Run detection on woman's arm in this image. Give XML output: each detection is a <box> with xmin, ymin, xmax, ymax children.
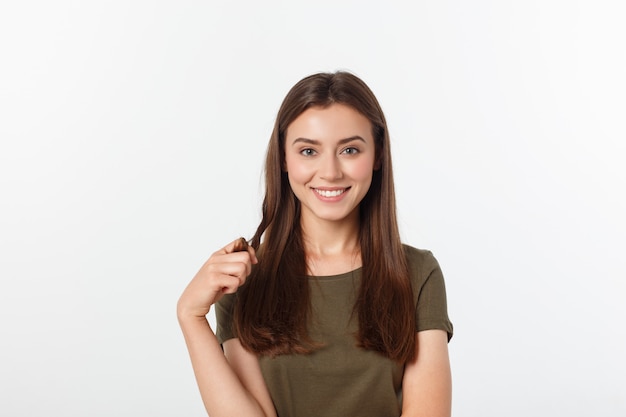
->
<box><xmin>401</xmin><ymin>329</ymin><xmax>452</xmax><ymax>417</ymax></box>
<box><xmin>223</xmin><ymin>338</ymin><xmax>276</xmax><ymax>415</ymax></box>
<box><xmin>177</xmin><ymin>239</ymin><xmax>276</xmax><ymax>417</ymax></box>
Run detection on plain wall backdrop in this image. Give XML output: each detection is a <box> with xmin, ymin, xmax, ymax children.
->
<box><xmin>1</xmin><ymin>1</ymin><xmax>624</xmax><ymax>416</ymax></box>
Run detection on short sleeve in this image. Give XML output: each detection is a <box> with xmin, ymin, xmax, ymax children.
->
<box><xmin>404</xmin><ymin>245</ymin><xmax>454</xmax><ymax>341</ymax></box>
<box><xmin>215</xmin><ymin>292</ymin><xmax>237</xmax><ymax>344</ymax></box>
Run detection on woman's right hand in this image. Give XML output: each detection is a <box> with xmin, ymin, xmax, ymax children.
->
<box><xmin>177</xmin><ymin>238</ymin><xmax>258</xmax><ymax>320</ymax></box>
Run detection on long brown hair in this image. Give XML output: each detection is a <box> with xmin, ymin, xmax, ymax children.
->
<box><xmin>234</xmin><ymin>71</ymin><xmax>416</xmax><ymax>363</ymax></box>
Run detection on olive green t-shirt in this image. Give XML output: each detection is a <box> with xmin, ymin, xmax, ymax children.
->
<box><xmin>215</xmin><ymin>245</ymin><xmax>453</xmax><ymax>417</ymax></box>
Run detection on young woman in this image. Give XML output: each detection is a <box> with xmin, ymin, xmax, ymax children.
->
<box><xmin>177</xmin><ymin>71</ymin><xmax>453</xmax><ymax>417</ymax></box>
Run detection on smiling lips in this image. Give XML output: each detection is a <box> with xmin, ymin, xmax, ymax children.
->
<box><xmin>313</xmin><ymin>187</ymin><xmax>350</xmax><ymax>198</ymax></box>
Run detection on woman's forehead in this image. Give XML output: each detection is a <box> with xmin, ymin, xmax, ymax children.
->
<box><xmin>285</xmin><ymin>104</ymin><xmax>373</xmax><ymax>143</ymax></box>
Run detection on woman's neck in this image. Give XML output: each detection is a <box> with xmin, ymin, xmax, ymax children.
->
<box><xmin>300</xmin><ymin>212</ymin><xmax>362</xmax><ymax>276</ymax></box>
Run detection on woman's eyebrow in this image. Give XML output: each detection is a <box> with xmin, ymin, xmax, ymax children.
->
<box><xmin>291</xmin><ymin>136</ymin><xmax>366</xmax><ymax>146</ymax></box>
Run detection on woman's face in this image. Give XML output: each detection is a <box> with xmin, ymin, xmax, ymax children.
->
<box><xmin>284</xmin><ymin>103</ymin><xmax>377</xmax><ymax>226</ymax></box>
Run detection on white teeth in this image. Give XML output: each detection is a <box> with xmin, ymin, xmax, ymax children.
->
<box><xmin>315</xmin><ymin>189</ymin><xmax>346</xmax><ymax>197</ymax></box>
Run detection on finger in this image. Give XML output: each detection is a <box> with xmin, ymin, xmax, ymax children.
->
<box><xmin>231</xmin><ymin>238</ymin><xmax>258</xmax><ymax>266</ymax></box>
<box><xmin>213</xmin><ymin>238</ymin><xmax>256</xmax><ymax>273</ymax></box>
<box><xmin>212</xmin><ymin>251</ymin><xmax>253</xmax><ymax>276</ymax></box>
<box><xmin>247</xmin><ymin>245</ymin><xmax>258</xmax><ymax>264</ymax></box>
<box><xmin>219</xmin><ymin>237</ymin><xmax>248</xmax><ymax>254</ymax></box>
<box><xmin>232</xmin><ymin>237</ymin><xmax>249</xmax><ymax>253</ymax></box>
<box><xmin>211</xmin><ymin>273</ymin><xmax>244</xmax><ymax>294</ymax></box>
<box><xmin>206</xmin><ymin>261</ymin><xmax>249</xmax><ymax>285</ymax></box>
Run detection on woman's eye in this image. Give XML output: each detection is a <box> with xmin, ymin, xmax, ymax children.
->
<box><xmin>342</xmin><ymin>147</ymin><xmax>359</xmax><ymax>155</ymax></box>
<box><xmin>300</xmin><ymin>148</ymin><xmax>316</xmax><ymax>156</ymax></box>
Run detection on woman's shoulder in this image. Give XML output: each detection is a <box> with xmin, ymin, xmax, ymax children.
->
<box><xmin>401</xmin><ymin>244</ymin><xmax>442</xmax><ymax>284</ymax></box>
<box><xmin>402</xmin><ymin>243</ymin><xmax>438</xmax><ymax>266</ymax></box>
<box><xmin>402</xmin><ymin>244</ymin><xmax>453</xmax><ymax>339</ymax></box>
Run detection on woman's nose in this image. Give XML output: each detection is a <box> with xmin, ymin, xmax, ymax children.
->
<box><xmin>319</xmin><ymin>154</ymin><xmax>343</xmax><ymax>180</ymax></box>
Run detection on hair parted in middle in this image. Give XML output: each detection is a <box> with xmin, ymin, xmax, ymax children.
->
<box><xmin>234</xmin><ymin>71</ymin><xmax>416</xmax><ymax>363</ymax></box>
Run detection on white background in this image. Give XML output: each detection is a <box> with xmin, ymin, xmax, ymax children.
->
<box><xmin>1</xmin><ymin>1</ymin><xmax>625</xmax><ymax>416</ymax></box>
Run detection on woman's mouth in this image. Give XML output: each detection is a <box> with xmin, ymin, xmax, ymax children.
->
<box><xmin>313</xmin><ymin>187</ymin><xmax>350</xmax><ymax>198</ymax></box>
